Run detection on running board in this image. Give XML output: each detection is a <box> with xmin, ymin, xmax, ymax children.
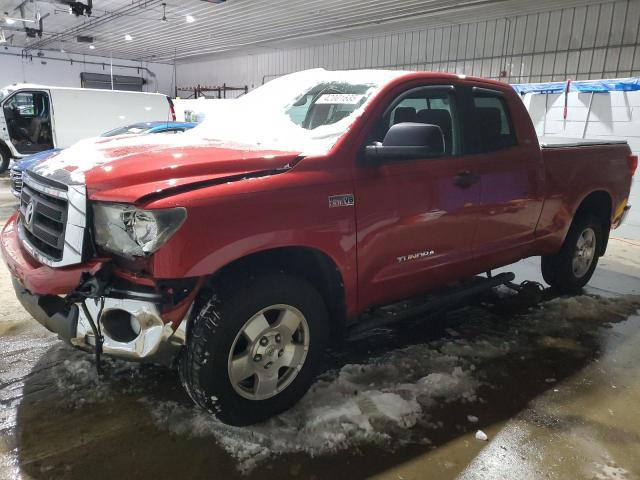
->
<box><xmin>347</xmin><ymin>272</ymin><xmax>515</xmax><ymax>341</ymax></box>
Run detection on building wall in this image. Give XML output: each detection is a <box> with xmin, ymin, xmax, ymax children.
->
<box><xmin>177</xmin><ymin>0</ymin><xmax>640</xmax><ymax>96</ymax></box>
<box><xmin>0</xmin><ymin>46</ymin><xmax>174</xmax><ymax>95</ymax></box>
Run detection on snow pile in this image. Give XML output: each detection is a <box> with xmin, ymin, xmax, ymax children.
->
<box><xmin>195</xmin><ymin>68</ymin><xmax>406</xmax><ymax>155</ymax></box>
<box><xmin>43</xmin><ymin>293</ymin><xmax>640</xmax><ymax>472</ymax></box>
<box><xmin>531</xmin><ymin>295</ymin><xmax>640</xmax><ymax>323</ymax></box>
<box><xmin>53</xmin><ymin>355</ymin><xmax>145</xmax><ymax>407</ymax></box>
<box><xmin>142</xmin><ymin>294</ymin><xmax>640</xmax><ymax>473</ymax></box>
<box><xmin>54</xmin><ymin>358</ymin><xmax>112</xmax><ymax>407</ymax></box>
<box><xmin>516</xmin><ymin>294</ymin><xmax>640</xmax><ymax>340</ymax></box>
<box><xmin>145</xmin><ymin>343</ymin><xmax>479</xmax><ymax>473</ymax></box>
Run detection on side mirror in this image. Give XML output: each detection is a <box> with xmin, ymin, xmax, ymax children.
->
<box><xmin>365</xmin><ymin>123</ymin><xmax>445</xmax><ymax>163</ymax></box>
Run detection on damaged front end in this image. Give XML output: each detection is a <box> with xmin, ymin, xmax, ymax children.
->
<box><xmin>6</xmin><ymin>238</ymin><xmax>202</xmax><ymax>366</ymax></box>
<box><xmin>1</xmin><ymin>171</ymin><xmax>202</xmax><ymax>367</ymax></box>
<box><xmin>69</xmin><ymin>271</ymin><xmax>202</xmax><ymax>367</ymax></box>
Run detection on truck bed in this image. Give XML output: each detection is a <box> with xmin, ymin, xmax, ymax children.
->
<box><xmin>538</xmin><ymin>136</ymin><xmax>628</xmax><ymax>149</ymax></box>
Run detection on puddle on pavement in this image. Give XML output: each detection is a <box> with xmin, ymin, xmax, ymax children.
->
<box><xmin>1</xmin><ymin>291</ymin><xmax>640</xmax><ymax>479</ymax></box>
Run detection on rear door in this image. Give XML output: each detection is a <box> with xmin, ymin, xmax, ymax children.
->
<box><xmin>460</xmin><ymin>86</ymin><xmax>545</xmax><ymax>271</ymax></box>
<box><xmin>354</xmin><ymin>84</ymin><xmax>482</xmax><ymax>309</ymax></box>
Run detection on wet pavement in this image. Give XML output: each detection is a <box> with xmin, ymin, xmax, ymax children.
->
<box><xmin>1</xmin><ymin>174</ymin><xmax>640</xmax><ymax>479</ymax></box>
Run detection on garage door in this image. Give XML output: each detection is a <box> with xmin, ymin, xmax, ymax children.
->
<box><xmin>80</xmin><ymin>72</ymin><xmax>144</xmax><ymax>92</ymax></box>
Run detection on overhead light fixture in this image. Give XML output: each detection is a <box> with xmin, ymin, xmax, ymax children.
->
<box><xmin>185</xmin><ymin>15</ymin><xmax>195</xmax><ymax>23</ymax></box>
<box><xmin>89</xmin><ymin>44</ymin><xmax>95</xmax><ymax>49</ymax></box>
<box><xmin>124</xmin><ymin>34</ymin><xmax>133</xmax><ymax>41</ymax></box>
<box><xmin>5</xmin><ymin>17</ymin><xmax>15</xmax><ymax>25</ymax></box>
<box><xmin>76</xmin><ymin>35</ymin><xmax>94</xmax><ymax>43</ymax></box>
<box><xmin>68</xmin><ymin>1</ymin><xmax>92</xmax><ymax>17</ymax></box>
<box><xmin>160</xmin><ymin>3</ymin><xmax>167</xmax><ymax>22</ymax></box>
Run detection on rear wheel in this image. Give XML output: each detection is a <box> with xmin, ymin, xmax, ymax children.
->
<box><xmin>0</xmin><ymin>148</ymin><xmax>9</xmax><ymax>174</ymax></box>
<box><xmin>179</xmin><ymin>273</ymin><xmax>329</xmax><ymax>425</ymax></box>
<box><xmin>541</xmin><ymin>214</ymin><xmax>603</xmax><ymax>294</ymax></box>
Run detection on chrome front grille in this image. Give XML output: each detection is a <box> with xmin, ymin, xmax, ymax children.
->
<box><xmin>20</xmin><ymin>183</ymin><xmax>68</xmax><ymax>260</ymax></box>
<box><xmin>17</xmin><ymin>172</ymin><xmax>87</xmax><ymax>267</ymax></box>
<box><xmin>9</xmin><ymin>169</ymin><xmax>23</xmax><ymax>196</ymax></box>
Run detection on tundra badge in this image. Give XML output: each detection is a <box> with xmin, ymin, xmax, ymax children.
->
<box><xmin>328</xmin><ymin>194</ymin><xmax>355</xmax><ymax>208</ymax></box>
<box><xmin>397</xmin><ymin>250</ymin><xmax>435</xmax><ymax>263</ymax></box>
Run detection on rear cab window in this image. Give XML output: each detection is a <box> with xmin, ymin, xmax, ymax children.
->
<box><xmin>469</xmin><ymin>89</ymin><xmax>517</xmax><ymax>153</ymax></box>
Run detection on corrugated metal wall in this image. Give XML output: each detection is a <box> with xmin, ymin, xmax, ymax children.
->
<box><xmin>178</xmin><ymin>0</ymin><xmax>640</xmax><ymax>96</ymax></box>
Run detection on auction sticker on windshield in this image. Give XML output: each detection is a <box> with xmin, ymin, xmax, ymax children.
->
<box><xmin>315</xmin><ymin>93</ymin><xmax>365</xmax><ymax>104</ymax></box>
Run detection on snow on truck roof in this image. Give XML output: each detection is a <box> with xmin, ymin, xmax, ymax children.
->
<box><xmin>35</xmin><ymin>69</ymin><xmax>410</xmax><ymax>182</ymax></box>
<box><xmin>33</xmin><ymin>69</ymin><xmax>505</xmax><ymax>184</ymax></box>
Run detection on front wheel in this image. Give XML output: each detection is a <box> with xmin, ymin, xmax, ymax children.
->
<box><xmin>179</xmin><ymin>273</ymin><xmax>329</xmax><ymax>425</ymax></box>
<box><xmin>541</xmin><ymin>214</ymin><xmax>603</xmax><ymax>294</ymax></box>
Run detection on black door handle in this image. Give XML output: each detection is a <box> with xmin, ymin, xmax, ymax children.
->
<box><xmin>454</xmin><ymin>171</ymin><xmax>480</xmax><ymax>188</ymax></box>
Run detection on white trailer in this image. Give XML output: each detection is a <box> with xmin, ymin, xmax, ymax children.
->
<box><xmin>172</xmin><ymin>97</ymin><xmax>235</xmax><ymax>123</ymax></box>
<box><xmin>0</xmin><ymin>84</ymin><xmax>175</xmax><ymax>172</ymax></box>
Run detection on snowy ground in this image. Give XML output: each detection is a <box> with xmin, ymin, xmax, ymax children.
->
<box><xmin>141</xmin><ymin>294</ymin><xmax>640</xmax><ymax>474</ymax></box>
<box><xmin>2</xmin><ymin>175</ymin><xmax>640</xmax><ymax>479</ymax></box>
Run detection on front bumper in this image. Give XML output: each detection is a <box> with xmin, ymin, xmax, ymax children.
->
<box><xmin>74</xmin><ymin>296</ymin><xmax>188</xmax><ymax>364</ymax></box>
<box><xmin>2</xmin><ymin>213</ymin><xmax>191</xmax><ymax>365</ymax></box>
<box><xmin>10</xmin><ymin>277</ymin><xmax>188</xmax><ymax>365</ymax></box>
<box><xmin>12</xmin><ymin>277</ymin><xmax>79</xmax><ymax>342</ymax></box>
<box><xmin>613</xmin><ymin>204</ymin><xmax>631</xmax><ymax>229</ymax></box>
<box><xmin>1</xmin><ymin>213</ymin><xmax>104</xmax><ymax>295</ymax></box>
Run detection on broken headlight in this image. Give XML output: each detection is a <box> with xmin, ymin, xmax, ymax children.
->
<box><xmin>93</xmin><ymin>203</ymin><xmax>187</xmax><ymax>257</ymax></box>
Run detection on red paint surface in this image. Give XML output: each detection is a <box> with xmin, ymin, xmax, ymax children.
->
<box><xmin>1</xmin><ymin>72</ymin><xmax>633</xmax><ymax>323</ymax></box>
<box><xmin>1</xmin><ymin>213</ymin><xmax>106</xmax><ymax>295</ymax></box>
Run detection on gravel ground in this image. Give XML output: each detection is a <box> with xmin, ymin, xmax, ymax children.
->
<box><xmin>1</xmin><ymin>174</ymin><xmax>640</xmax><ymax>480</ymax></box>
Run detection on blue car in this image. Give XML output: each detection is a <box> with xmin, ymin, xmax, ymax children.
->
<box><xmin>100</xmin><ymin>121</ymin><xmax>196</xmax><ymax>137</ymax></box>
<box><xmin>10</xmin><ymin>121</ymin><xmax>196</xmax><ymax>197</ymax></box>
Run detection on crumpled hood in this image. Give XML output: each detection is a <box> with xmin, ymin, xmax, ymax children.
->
<box><xmin>29</xmin><ymin>134</ymin><xmax>301</xmax><ymax>203</ymax></box>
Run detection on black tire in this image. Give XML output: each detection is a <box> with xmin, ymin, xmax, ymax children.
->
<box><xmin>179</xmin><ymin>273</ymin><xmax>329</xmax><ymax>426</ymax></box>
<box><xmin>541</xmin><ymin>213</ymin><xmax>603</xmax><ymax>294</ymax></box>
<box><xmin>0</xmin><ymin>148</ymin><xmax>9</xmax><ymax>174</ymax></box>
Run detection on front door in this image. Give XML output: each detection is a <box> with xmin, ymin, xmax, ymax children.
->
<box><xmin>2</xmin><ymin>90</ymin><xmax>54</xmax><ymax>155</ymax></box>
<box><xmin>354</xmin><ymin>84</ymin><xmax>481</xmax><ymax>309</ymax></box>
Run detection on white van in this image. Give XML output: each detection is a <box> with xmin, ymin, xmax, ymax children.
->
<box><xmin>172</xmin><ymin>97</ymin><xmax>235</xmax><ymax>123</ymax></box>
<box><xmin>0</xmin><ymin>84</ymin><xmax>175</xmax><ymax>172</ymax></box>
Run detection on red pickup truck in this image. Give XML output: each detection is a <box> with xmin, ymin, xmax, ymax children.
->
<box><xmin>1</xmin><ymin>69</ymin><xmax>635</xmax><ymax>425</ymax></box>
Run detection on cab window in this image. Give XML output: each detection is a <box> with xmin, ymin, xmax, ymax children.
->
<box><xmin>470</xmin><ymin>92</ymin><xmax>517</xmax><ymax>153</ymax></box>
<box><xmin>371</xmin><ymin>87</ymin><xmax>460</xmax><ymax>156</ymax></box>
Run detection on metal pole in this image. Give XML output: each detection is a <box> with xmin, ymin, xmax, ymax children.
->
<box><xmin>543</xmin><ymin>93</ymin><xmax>548</xmax><ymax>135</ymax></box>
<box><xmin>582</xmin><ymin>92</ymin><xmax>594</xmax><ymax>138</ymax></box>
<box><xmin>109</xmin><ymin>27</ymin><xmax>113</xmax><ymax>90</ymax></box>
